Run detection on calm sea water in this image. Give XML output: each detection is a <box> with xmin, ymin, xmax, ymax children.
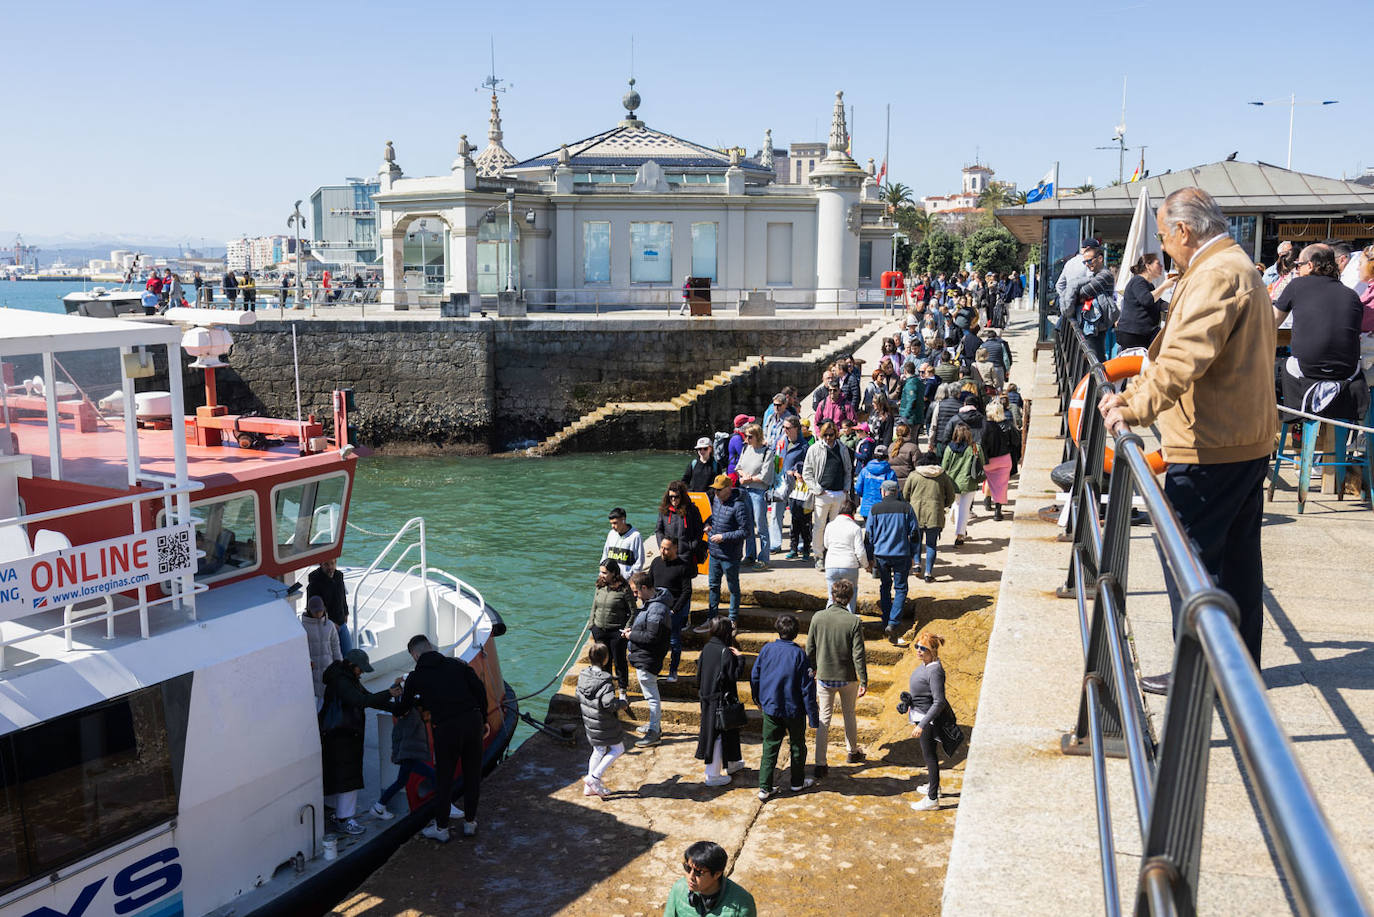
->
<box><xmin>340</xmin><ymin>453</ymin><xmax>685</xmax><ymax>746</ymax></box>
<box><xmin>4</xmin><ymin>279</ymin><xmax>681</xmax><ymax>748</ymax></box>
<box><xmin>1</xmin><ymin>279</ymin><xmax>79</xmax><ymax>313</ymax></box>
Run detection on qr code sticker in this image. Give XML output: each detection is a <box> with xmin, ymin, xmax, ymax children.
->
<box><xmin>158</xmin><ymin>529</ymin><xmax>192</xmax><ymax>575</ymax></box>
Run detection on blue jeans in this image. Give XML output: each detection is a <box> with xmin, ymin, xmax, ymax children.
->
<box><xmin>378</xmin><ymin>758</ymin><xmax>437</xmax><ymax>806</ymax></box>
<box><xmin>874</xmin><ymin>556</ymin><xmax>910</xmax><ymax>629</ymax></box>
<box><xmin>742</xmin><ymin>487</ymin><xmax>770</xmax><ymax>562</ymax></box>
<box><xmin>740</xmin><ymin>495</ymin><xmax>757</xmax><ymax>563</ymax></box>
<box><xmin>917</xmin><ymin>527</ymin><xmax>941</xmax><ymax>577</ymax></box>
<box><xmin>636</xmin><ymin>668</ymin><xmax>661</xmax><ymax>732</ymax></box>
<box><xmin>825</xmin><ymin>566</ymin><xmax>859</xmax><ymax>613</ymax></box>
<box><xmin>337</xmin><ymin>622</ymin><xmax>353</xmax><ymax>656</ymax></box>
<box><xmin>707</xmin><ymin>555</ymin><xmax>741</xmax><ymax>621</ymax></box>
<box><xmin>668</xmin><ymin>602</ymin><xmax>690</xmax><ymax>672</ymax></box>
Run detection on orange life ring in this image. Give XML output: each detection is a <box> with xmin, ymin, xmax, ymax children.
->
<box><xmin>1067</xmin><ymin>356</ymin><xmax>1167</xmax><ymax>475</ymax></box>
<box><xmin>880</xmin><ymin>270</ymin><xmax>905</xmax><ymax>296</ymax></box>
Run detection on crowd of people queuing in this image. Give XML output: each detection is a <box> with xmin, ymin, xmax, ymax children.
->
<box><xmin>571</xmin><ymin>287</ymin><xmax>1020</xmax><ymax>837</ymax></box>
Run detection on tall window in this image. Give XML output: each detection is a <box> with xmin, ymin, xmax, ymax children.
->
<box><xmin>583</xmin><ymin>221</ymin><xmax>610</xmax><ymax>283</ymax></box>
<box><xmin>859</xmin><ymin>241</ymin><xmax>873</xmax><ymax>281</ymax></box>
<box><xmin>766</xmin><ymin>223</ymin><xmax>793</xmax><ymax>285</ymax></box>
<box><xmin>1228</xmin><ymin>215</ymin><xmax>1257</xmax><ymax>258</ymax></box>
<box><xmin>691</xmin><ymin>223</ymin><xmax>717</xmax><ymax>282</ymax></box>
<box><xmin>630</xmin><ymin>222</ymin><xmax>672</xmax><ymax>283</ymax></box>
<box><xmin>272</xmin><ymin>472</ymin><xmax>349</xmax><ymax>561</ymax></box>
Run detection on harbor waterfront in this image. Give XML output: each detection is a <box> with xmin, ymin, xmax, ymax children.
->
<box><xmin>340</xmin><ymin>452</ymin><xmax>684</xmax><ymax>749</ymax></box>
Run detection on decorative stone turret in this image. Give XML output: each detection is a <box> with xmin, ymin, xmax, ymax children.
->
<box><xmin>474</xmin><ymin>93</ymin><xmax>517</xmax><ymax>178</ymax></box>
<box><xmin>809</xmin><ymin>91</ymin><xmax>868</xmax><ymax>305</ymax></box>
<box><xmin>554</xmin><ymin>143</ymin><xmax>574</xmax><ymax>193</ymax></box>
<box><xmin>760</xmin><ymin>129</ymin><xmax>774</xmax><ymax>171</ymax></box>
<box><xmin>619</xmin><ymin>78</ymin><xmax>645</xmax><ymax>129</ymax></box>
<box><xmin>452</xmin><ymin>133</ymin><xmax>478</xmax><ymax>190</ymax></box>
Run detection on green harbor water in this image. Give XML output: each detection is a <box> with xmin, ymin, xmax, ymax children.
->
<box><xmin>339</xmin><ymin>452</ymin><xmax>685</xmax><ymax>747</ymax></box>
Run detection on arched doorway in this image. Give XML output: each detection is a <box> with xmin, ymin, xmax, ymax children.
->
<box><xmin>477</xmin><ymin>214</ymin><xmax>520</xmax><ymax>295</ymax></box>
<box><xmin>400</xmin><ymin>216</ymin><xmax>448</xmax><ymax>298</ymax></box>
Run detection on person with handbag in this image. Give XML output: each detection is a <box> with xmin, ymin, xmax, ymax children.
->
<box><xmin>694</xmin><ymin>617</ymin><xmax>746</xmax><ymax>786</ymax></box>
<box><xmin>319</xmin><ymin>649</ymin><xmax>402</xmax><ymax>836</ymax></box>
<box><xmin>907</xmin><ymin>633</ymin><xmax>960</xmax><ymax>811</ymax></box>
<box><xmin>940</xmin><ymin>423</ymin><xmax>983</xmax><ymax>547</ymax></box>
<box><xmin>751</xmin><ymin>613</ymin><xmax>818</xmax><ymax>800</ymax></box>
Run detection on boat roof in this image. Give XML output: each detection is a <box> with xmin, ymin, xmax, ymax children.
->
<box><xmin>0</xmin><ymin>308</ymin><xmax>182</xmax><ymax>357</ymax></box>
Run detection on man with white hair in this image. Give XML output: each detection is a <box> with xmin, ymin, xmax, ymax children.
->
<box><xmin>1098</xmin><ymin>187</ymin><xmax>1276</xmax><ymax>693</ymax></box>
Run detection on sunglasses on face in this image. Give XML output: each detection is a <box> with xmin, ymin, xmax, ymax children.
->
<box><xmin>684</xmin><ymin>863</ymin><xmax>713</xmax><ymax>877</ymax></box>
<box><xmin>916</xmin><ymin>644</ymin><xmax>932</xmax><ymax>653</ymax></box>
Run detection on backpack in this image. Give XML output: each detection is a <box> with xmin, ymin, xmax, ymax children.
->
<box><xmin>712</xmin><ymin>432</ymin><xmax>730</xmax><ymax>469</ymax></box>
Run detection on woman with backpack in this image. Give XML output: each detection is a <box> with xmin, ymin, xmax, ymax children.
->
<box><xmin>940</xmin><ymin>423</ymin><xmax>983</xmax><ymax>546</ymax></box>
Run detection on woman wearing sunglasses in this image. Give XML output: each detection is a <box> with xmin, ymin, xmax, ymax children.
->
<box><xmin>908</xmin><ymin>633</ymin><xmax>948</xmax><ymax>811</ymax></box>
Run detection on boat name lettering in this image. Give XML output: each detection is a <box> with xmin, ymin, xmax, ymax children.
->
<box><xmin>0</xmin><ymin>525</ymin><xmax>194</xmax><ymax>625</ymax></box>
<box><xmin>21</xmin><ymin>846</ymin><xmax>182</xmax><ymax>917</ymax></box>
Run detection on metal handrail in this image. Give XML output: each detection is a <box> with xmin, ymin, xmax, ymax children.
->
<box><xmin>350</xmin><ymin>517</ymin><xmax>427</xmax><ymax>637</ymax></box>
<box><xmin>1054</xmin><ymin>322</ymin><xmax>1369</xmax><ymax>916</ymax></box>
<box><xmin>420</xmin><ymin>566</ymin><xmax>485</xmax><ymax>656</ymax></box>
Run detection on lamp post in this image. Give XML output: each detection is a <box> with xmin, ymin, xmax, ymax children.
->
<box><xmin>418</xmin><ymin>219</ymin><xmax>428</xmax><ymax>294</ymax></box>
<box><xmin>287</xmin><ymin>201</ymin><xmax>306</xmax><ymax>315</ymax></box>
<box><xmin>505</xmin><ymin>187</ymin><xmax>516</xmax><ymax>292</ymax></box>
<box><xmin>1247</xmin><ymin>94</ymin><xmax>1339</xmax><ymax>170</ymax></box>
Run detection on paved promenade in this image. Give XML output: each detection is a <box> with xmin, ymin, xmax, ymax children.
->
<box><xmin>943</xmin><ymin>338</ymin><xmax>1374</xmax><ymax>913</ymax></box>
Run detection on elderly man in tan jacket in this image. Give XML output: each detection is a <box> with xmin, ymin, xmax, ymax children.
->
<box><xmin>1099</xmin><ymin>187</ymin><xmax>1276</xmax><ymax>694</ymax></box>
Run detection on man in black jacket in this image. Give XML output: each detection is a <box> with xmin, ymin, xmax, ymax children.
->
<box><xmin>308</xmin><ymin>559</ymin><xmax>351</xmax><ymax>654</ymax></box>
<box><xmin>623</xmin><ymin>571</ymin><xmax>672</xmax><ymax>747</ymax></box>
<box><xmin>397</xmin><ymin>635</ymin><xmax>490</xmax><ymax>842</ymax></box>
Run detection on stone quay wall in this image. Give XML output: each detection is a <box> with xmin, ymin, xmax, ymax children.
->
<box><xmin>104</xmin><ymin>316</ymin><xmax>865</xmax><ymax>450</ymax></box>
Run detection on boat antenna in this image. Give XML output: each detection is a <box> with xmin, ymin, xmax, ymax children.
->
<box><xmin>291</xmin><ymin>323</ymin><xmax>305</xmax><ymax>454</ymax></box>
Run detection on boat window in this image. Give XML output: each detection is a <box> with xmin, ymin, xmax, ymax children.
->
<box><xmin>272</xmin><ymin>472</ymin><xmax>348</xmax><ymax>562</ymax></box>
<box><xmin>0</xmin><ymin>686</ymin><xmax>180</xmax><ymax>893</ymax></box>
<box><xmin>158</xmin><ymin>491</ymin><xmax>260</xmax><ymax>582</ymax></box>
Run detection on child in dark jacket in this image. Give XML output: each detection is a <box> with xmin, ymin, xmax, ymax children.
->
<box><xmin>577</xmin><ymin>641</ymin><xmax>626</xmax><ymax>798</ymax></box>
<box><xmin>370</xmin><ymin>706</ymin><xmax>436</xmax><ymax>818</ymax></box>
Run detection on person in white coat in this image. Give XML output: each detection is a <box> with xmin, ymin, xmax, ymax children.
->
<box><xmin>821</xmin><ymin>496</ymin><xmax>869</xmax><ymax>613</ymax></box>
<box><xmin>302</xmin><ymin>595</ymin><xmax>342</xmax><ymax>711</ymax></box>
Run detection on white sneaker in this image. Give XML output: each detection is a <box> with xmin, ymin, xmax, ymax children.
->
<box><xmin>592</xmin><ymin>778</ymin><xmax>610</xmax><ymax>798</ymax></box>
<box><xmin>910</xmin><ymin>795</ymin><xmax>940</xmax><ymax>811</ymax></box>
<box><xmin>584</xmin><ymin>781</ymin><xmax>600</xmax><ymax>797</ymax></box>
<box><xmin>634</xmin><ymin>723</ymin><xmax>652</xmax><ymax>736</ymax></box>
<box><xmin>616</xmin><ymin>689</ymin><xmax>627</xmax><ymax>702</ymax></box>
<box><xmin>789</xmin><ymin>777</ymin><xmax>816</xmax><ymax>792</ymax></box>
<box><xmin>420</xmin><ymin>821</ymin><xmax>450</xmax><ymax>842</ymax></box>
<box><xmin>369</xmin><ymin>802</ymin><xmax>394</xmax><ymax>820</ymax></box>
<box><xmin>704</xmin><ymin>774</ymin><xmax>732</xmax><ymax>787</ymax></box>
<box><xmin>450</xmin><ymin>804</ymin><xmax>465</xmax><ymax>820</ymax></box>
<box><xmin>726</xmin><ymin>760</ymin><xmax>746</xmax><ymax>775</ymax></box>
<box><xmin>913</xmin><ymin>783</ymin><xmax>929</xmax><ymax>796</ymax></box>
<box><xmin>461</xmin><ymin>820</ymin><xmax>478</xmax><ymax>837</ymax></box>
<box><xmin>757</xmin><ymin>787</ymin><xmax>777</xmax><ymax>801</ymax></box>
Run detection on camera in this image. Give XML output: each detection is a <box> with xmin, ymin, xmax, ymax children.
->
<box><xmin>896</xmin><ymin>691</ymin><xmax>914</xmax><ymax>715</ymax></box>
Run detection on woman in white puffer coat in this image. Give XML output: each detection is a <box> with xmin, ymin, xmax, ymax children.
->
<box><xmin>302</xmin><ymin>595</ymin><xmax>342</xmax><ymax>710</ymax></box>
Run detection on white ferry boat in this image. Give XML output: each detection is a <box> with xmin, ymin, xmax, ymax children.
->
<box><xmin>0</xmin><ymin>310</ymin><xmax>516</xmax><ymax>917</ymax></box>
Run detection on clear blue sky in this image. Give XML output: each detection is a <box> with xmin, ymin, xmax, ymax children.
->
<box><xmin>1</xmin><ymin>0</ymin><xmax>1366</xmax><ymax>242</ymax></box>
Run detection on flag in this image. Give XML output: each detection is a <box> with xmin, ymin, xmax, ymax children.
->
<box><xmin>1025</xmin><ymin>168</ymin><xmax>1056</xmax><ymax>203</ymax></box>
<box><xmin>1128</xmin><ymin>163</ymin><xmax>1142</xmax><ymax>183</ymax></box>
<box><xmin>876</xmin><ymin>160</ymin><xmax>887</xmax><ymax>188</ymax></box>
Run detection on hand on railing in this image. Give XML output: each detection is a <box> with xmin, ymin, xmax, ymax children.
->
<box><xmin>1097</xmin><ymin>390</ymin><xmax>1131</xmax><ymax>437</ymax></box>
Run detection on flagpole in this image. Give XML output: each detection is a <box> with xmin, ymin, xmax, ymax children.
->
<box><xmin>1053</xmin><ymin>161</ymin><xmax>1060</xmax><ymax>200</ymax></box>
<box><xmin>884</xmin><ymin>103</ymin><xmax>890</xmax><ymax>182</ymax></box>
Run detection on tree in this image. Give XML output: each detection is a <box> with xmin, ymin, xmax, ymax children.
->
<box><xmin>894</xmin><ymin>206</ymin><xmax>931</xmax><ymax>243</ymax></box>
<box><xmin>976</xmin><ymin>184</ymin><xmax>1014</xmax><ymax>211</ymax></box>
<box><xmin>1013</xmin><ymin>190</ymin><xmax>1029</xmax><ymax>206</ymax></box>
<box><xmin>920</xmin><ymin>228</ymin><xmax>962</xmax><ymax>277</ymax></box>
<box><xmin>1071</xmin><ymin>183</ymin><xmax>1097</xmax><ymax>195</ymax></box>
<box><xmin>963</xmin><ymin>226</ymin><xmax>1021</xmax><ymax>277</ymax></box>
<box><xmin>882</xmin><ymin>182</ymin><xmax>914</xmax><ymax>209</ymax></box>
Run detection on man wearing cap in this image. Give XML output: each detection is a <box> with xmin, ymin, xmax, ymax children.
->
<box><xmin>726</xmin><ymin>413</ymin><xmax>754</xmax><ymax>475</ymax></box>
<box><xmin>320</xmin><ymin>648</ymin><xmax>403</xmax><ymax>836</ymax></box>
<box><xmin>683</xmin><ymin>437</ymin><xmax>720</xmax><ymax>492</ymax></box>
<box><xmin>698</xmin><ymin>473</ymin><xmax>750</xmax><ymax>629</ymax></box>
<box><xmin>802</xmin><ymin>420</ymin><xmax>854</xmax><ymax>573</ymax></box>
<box><xmin>396</xmin><ymin>635</ymin><xmax>490</xmax><ymax>841</ymax></box>
<box><xmin>865</xmin><ymin>479</ymin><xmax>919</xmax><ymax>644</ymax></box>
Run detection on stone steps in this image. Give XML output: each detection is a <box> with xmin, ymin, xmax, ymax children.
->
<box><xmin>524</xmin><ymin>317</ymin><xmax>888</xmax><ymax>456</ymax></box>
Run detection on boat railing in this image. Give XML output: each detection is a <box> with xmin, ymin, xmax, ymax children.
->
<box><xmin>351</xmin><ymin>517</ymin><xmax>428</xmax><ymax>637</ymax></box>
<box><xmin>518</xmin><ymin>286</ymin><xmax>895</xmax><ymax>316</ymax></box>
<box><xmin>1054</xmin><ymin>321</ymin><xmax>1369</xmax><ymax>915</ymax></box>
<box><xmin>0</xmin><ymin>478</ymin><xmax>205</xmax><ymax>669</ymax></box>
<box><xmin>418</xmin><ymin>565</ymin><xmax>485</xmax><ymax>655</ymax></box>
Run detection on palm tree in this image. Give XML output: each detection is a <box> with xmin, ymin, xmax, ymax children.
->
<box><xmin>896</xmin><ymin>207</ymin><xmax>932</xmax><ymax>242</ymax></box>
<box><xmin>977</xmin><ymin>183</ymin><xmax>1014</xmax><ymax>210</ymax></box>
<box><xmin>1013</xmin><ymin>190</ymin><xmax>1029</xmax><ymax>205</ymax></box>
<box><xmin>882</xmin><ymin>182</ymin><xmax>914</xmax><ymax>210</ymax></box>
<box><xmin>1072</xmin><ymin>183</ymin><xmax>1097</xmax><ymax>195</ymax></box>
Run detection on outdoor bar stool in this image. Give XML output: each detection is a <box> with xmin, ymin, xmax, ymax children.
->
<box><xmin>1268</xmin><ymin>414</ymin><xmax>1374</xmax><ymax>513</ymax></box>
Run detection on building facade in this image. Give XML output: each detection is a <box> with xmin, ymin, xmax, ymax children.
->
<box><xmin>308</xmin><ymin>178</ymin><xmax>381</xmax><ymax>270</ymax></box>
<box><xmin>368</xmin><ymin>86</ymin><xmax>893</xmax><ymax>309</ymax></box>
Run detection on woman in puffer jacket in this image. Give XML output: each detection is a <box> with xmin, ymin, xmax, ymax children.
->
<box><xmin>577</xmin><ymin>641</ymin><xmax>627</xmax><ymax>798</ymax></box>
<box><xmin>302</xmin><ymin>595</ymin><xmax>341</xmax><ymax>710</ymax></box>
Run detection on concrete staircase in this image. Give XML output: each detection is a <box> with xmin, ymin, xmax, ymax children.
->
<box><xmin>526</xmin><ymin>317</ymin><xmax>890</xmax><ymax>456</ymax></box>
<box><xmin>546</xmin><ymin>586</ymin><xmax>908</xmax><ymax>748</ymax></box>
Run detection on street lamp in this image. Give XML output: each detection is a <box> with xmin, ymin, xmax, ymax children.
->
<box><xmin>286</xmin><ymin>201</ymin><xmax>306</xmax><ymax>315</ymax></box>
<box><xmin>418</xmin><ymin>219</ymin><xmax>428</xmax><ymax>293</ymax></box>
<box><xmin>505</xmin><ymin>187</ymin><xmax>516</xmax><ymax>292</ymax></box>
<box><xmin>1247</xmin><ymin>94</ymin><xmax>1339</xmax><ymax>170</ymax></box>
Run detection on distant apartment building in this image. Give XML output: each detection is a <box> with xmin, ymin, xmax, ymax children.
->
<box><xmin>226</xmin><ymin>236</ymin><xmax>291</xmax><ymax>272</ymax></box>
<box><xmin>777</xmin><ymin>142</ymin><xmax>827</xmax><ymax>185</ymax></box>
<box><xmin>309</xmin><ymin>177</ymin><xmax>381</xmax><ymax>269</ymax></box>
